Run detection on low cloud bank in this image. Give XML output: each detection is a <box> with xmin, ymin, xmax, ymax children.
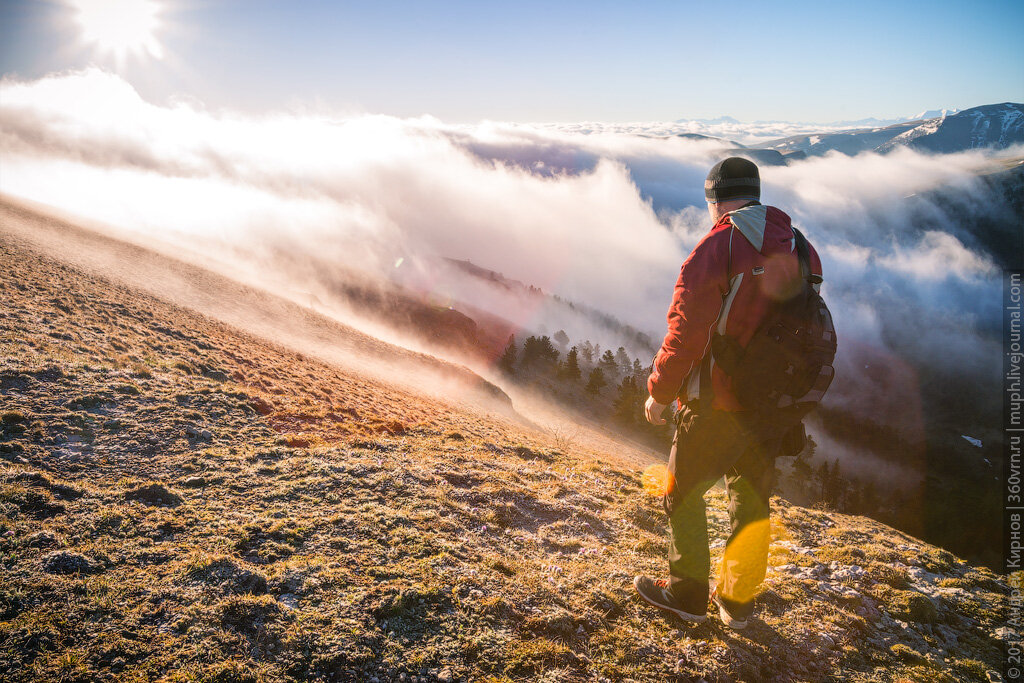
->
<box><xmin>537</xmin><ymin>117</ymin><xmax>908</xmax><ymax>147</ymax></box>
<box><xmin>0</xmin><ymin>69</ymin><xmax>1013</xmax><ymax>449</ymax></box>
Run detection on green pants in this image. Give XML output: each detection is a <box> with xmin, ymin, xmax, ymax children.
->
<box><xmin>664</xmin><ymin>407</ymin><xmax>780</xmax><ymax>610</ymax></box>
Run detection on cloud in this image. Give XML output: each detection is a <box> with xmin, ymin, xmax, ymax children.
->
<box><xmin>535</xmin><ymin>119</ymin><xmax>899</xmax><ymax>148</ymax></box>
<box><xmin>0</xmin><ymin>68</ymin><xmax>1012</xmax><ymax>454</ymax></box>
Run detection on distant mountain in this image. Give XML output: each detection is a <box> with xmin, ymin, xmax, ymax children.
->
<box><xmin>821</xmin><ymin>116</ymin><xmax>907</xmax><ymax>128</ymax></box>
<box><xmin>909</xmin><ymin>108</ymin><xmax>960</xmax><ymax>120</ymax></box>
<box><xmin>672</xmin><ymin>132</ymin><xmax>746</xmax><ymax>147</ymax></box>
<box><xmin>763</xmin><ymin>103</ymin><xmax>1023</xmax><ymax>158</ymax></box>
<box><xmin>876</xmin><ymin>103</ymin><xmax>1024</xmax><ymax>154</ymax></box>
<box><xmin>674</xmin><ymin>115</ymin><xmax>740</xmax><ymax>125</ymax></box>
<box><xmin>764</xmin><ymin>121</ymin><xmax>922</xmax><ymax>157</ymax></box>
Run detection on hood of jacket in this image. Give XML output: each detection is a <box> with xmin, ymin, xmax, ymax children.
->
<box><xmin>720</xmin><ymin>203</ymin><xmax>793</xmax><ymax>254</ymax></box>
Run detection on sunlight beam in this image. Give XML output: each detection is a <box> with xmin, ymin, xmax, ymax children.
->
<box><xmin>67</xmin><ymin>0</ymin><xmax>165</xmax><ymax>64</ymax></box>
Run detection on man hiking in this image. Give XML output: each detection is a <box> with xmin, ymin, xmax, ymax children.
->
<box><xmin>633</xmin><ymin>157</ymin><xmax>824</xmax><ymax>629</ymax></box>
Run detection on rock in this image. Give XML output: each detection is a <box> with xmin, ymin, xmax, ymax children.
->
<box><xmin>42</xmin><ymin>551</ymin><xmax>102</xmax><ymax>574</ymax></box>
<box><xmin>124</xmin><ymin>483</ymin><xmax>182</xmax><ymax>507</ymax></box>
<box><xmin>111</xmin><ymin>657</ymin><xmax>126</xmax><ymax>672</ymax></box>
<box><xmin>180</xmin><ymin>476</ymin><xmax>208</xmax><ymax>488</ymax></box>
<box><xmin>437</xmin><ymin>668</ymin><xmax>453</xmax><ymax>682</ymax></box>
<box><xmin>278</xmin><ymin>593</ymin><xmax>300</xmax><ymax>609</ymax></box>
<box><xmin>936</xmin><ymin>624</ymin><xmax>960</xmax><ymax>648</ymax></box>
<box><xmin>185</xmin><ymin>425</ymin><xmax>212</xmax><ymax>441</ymax></box>
<box><xmin>831</xmin><ymin>564</ymin><xmax>866</xmax><ymax>581</ymax></box>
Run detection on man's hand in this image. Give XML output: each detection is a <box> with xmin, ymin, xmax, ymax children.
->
<box><xmin>644</xmin><ymin>395</ymin><xmax>668</xmax><ymax>425</ymax></box>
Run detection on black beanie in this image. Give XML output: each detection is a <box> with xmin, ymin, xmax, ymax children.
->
<box><xmin>705</xmin><ymin>157</ymin><xmax>760</xmax><ymax>203</ymax></box>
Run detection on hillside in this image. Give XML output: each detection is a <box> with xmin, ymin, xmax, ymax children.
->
<box><xmin>0</xmin><ymin>200</ymin><xmax>1011</xmax><ymax>682</ymax></box>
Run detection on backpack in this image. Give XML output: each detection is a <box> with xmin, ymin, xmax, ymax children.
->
<box><xmin>709</xmin><ymin>228</ymin><xmax>837</xmax><ymax>418</ymax></box>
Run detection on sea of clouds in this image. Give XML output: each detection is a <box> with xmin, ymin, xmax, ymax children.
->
<box><xmin>0</xmin><ymin>68</ymin><xmax>1014</xmax><ymax>448</ymax></box>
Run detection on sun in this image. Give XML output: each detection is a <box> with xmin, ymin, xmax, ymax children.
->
<box><xmin>67</xmin><ymin>0</ymin><xmax>165</xmax><ymax>64</ymax></box>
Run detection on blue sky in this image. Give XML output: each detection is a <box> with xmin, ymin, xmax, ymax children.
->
<box><xmin>1</xmin><ymin>0</ymin><xmax>1022</xmax><ymax>122</ymax></box>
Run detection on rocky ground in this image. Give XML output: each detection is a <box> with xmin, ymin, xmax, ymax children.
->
<box><xmin>0</xmin><ymin>203</ymin><xmax>1012</xmax><ymax>682</ymax></box>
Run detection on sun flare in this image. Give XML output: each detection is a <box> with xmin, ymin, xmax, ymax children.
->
<box><xmin>67</xmin><ymin>0</ymin><xmax>165</xmax><ymax>63</ymax></box>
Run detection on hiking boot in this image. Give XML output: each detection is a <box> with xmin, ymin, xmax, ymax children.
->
<box><xmin>633</xmin><ymin>575</ymin><xmax>707</xmax><ymax>622</ymax></box>
<box><xmin>710</xmin><ymin>588</ymin><xmax>753</xmax><ymax>630</ymax></box>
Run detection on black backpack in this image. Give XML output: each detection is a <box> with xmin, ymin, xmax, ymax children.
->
<box><xmin>709</xmin><ymin>228</ymin><xmax>837</xmax><ymax>418</ymax></box>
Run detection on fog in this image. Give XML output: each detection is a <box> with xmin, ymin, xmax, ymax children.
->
<box><xmin>0</xmin><ymin>68</ymin><xmax>1013</xmax><ymax>453</ymax></box>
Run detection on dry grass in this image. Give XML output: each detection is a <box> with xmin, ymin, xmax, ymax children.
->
<box><xmin>0</xmin><ymin>222</ymin><xmax>1010</xmax><ymax>682</ymax></box>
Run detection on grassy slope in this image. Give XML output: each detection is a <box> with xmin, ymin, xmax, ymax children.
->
<box><xmin>0</xmin><ymin>205</ymin><xmax>1010</xmax><ymax>682</ymax></box>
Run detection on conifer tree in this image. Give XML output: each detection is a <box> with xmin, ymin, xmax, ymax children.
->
<box><xmin>615</xmin><ymin>347</ymin><xmax>632</xmax><ymax>376</ymax></box>
<box><xmin>585</xmin><ymin>367</ymin><xmax>607</xmax><ymax>395</ymax></box>
<box><xmin>498</xmin><ymin>336</ymin><xmax>517</xmax><ymax>375</ymax></box>
<box><xmin>560</xmin><ymin>346</ymin><xmax>582</xmax><ymax>381</ymax></box>
<box><xmin>579</xmin><ymin>341</ymin><xmax>595</xmax><ymax>365</ymax></box>
<box><xmin>613</xmin><ymin>375</ymin><xmax>641</xmax><ymax>423</ymax></box>
<box><xmin>522</xmin><ymin>335</ymin><xmax>559</xmax><ymax>371</ymax></box>
<box><xmin>599</xmin><ymin>349</ymin><xmax>619</xmax><ymax>378</ymax></box>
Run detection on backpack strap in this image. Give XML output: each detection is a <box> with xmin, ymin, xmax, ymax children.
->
<box><xmin>792</xmin><ymin>228</ymin><xmax>822</xmax><ymax>285</ymax></box>
<box><xmin>695</xmin><ymin>227</ymin><xmax>737</xmax><ymax>412</ymax></box>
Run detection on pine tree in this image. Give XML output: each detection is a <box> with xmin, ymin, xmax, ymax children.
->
<box><xmin>816</xmin><ymin>460</ymin><xmax>832</xmax><ymax>502</ymax></box>
<box><xmin>498</xmin><ymin>336</ymin><xmax>517</xmax><ymax>375</ymax></box>
<box><xmin>522</xmin><ymin>335</ymin><xmax>559</xmax><ymax>371</ymax></box>
<box><xmin>579</xmin><ymin>341</ymin><xmax>595</xmax><ymax>365</ymax></box>
<box><xmin>599</xmin><ymin>349</ymin><xmax>619</xmax><ymax>378</ymax></box>
<box><xmin>615</xmin><ymin>347</ymin><xmax>632</xmax><ymax>376</ymax></box>
<box><xmin>585</xmin><ymin>367</ymin><xmax>607</xmax><ymax>395</ymax></box>
<box><xmin>613</xmin><ymin>375</ymin><xmax>640</xmax><ymax>423</ymax></box>
<box><xmin>560</xmin><ymin>346</ymin><xmax>582</xmax><ymax>381</ymax></box>
<box><xmin>826</xmin><ymin>460</ymin><xmax>846</xmax><ymax>509</ymax></box>
<box><xmin>537</xmin><ymin>336</ymin><xmax>559</xmax><ymax>365</ymax></box>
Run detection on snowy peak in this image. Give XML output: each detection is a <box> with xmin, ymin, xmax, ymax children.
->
<box><xmin>909</xmin><ymin>108</ymin><xmax>959</xmax><ymax>121</ymax></box>
<box><xmin>877</xmin><ymin>102</ymin><xmax>1024</xmax><ymax>154</ymax></box>
<box><xmin>761</xmin><ymin>103</ymin><xmax>1023</xmax><ymax>158</ymax></box>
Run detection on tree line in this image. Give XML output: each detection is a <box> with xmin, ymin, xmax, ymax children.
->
<box><xmin>497</xmin><ymin>332</ymin><xmax>666</xmax><ymax>441</ymax></box>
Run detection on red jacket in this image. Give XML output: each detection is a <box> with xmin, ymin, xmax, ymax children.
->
<box><xmin>647</xmin><ymin>203</ymin><xmax>823</xmax><ymax>411</ymax></box>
